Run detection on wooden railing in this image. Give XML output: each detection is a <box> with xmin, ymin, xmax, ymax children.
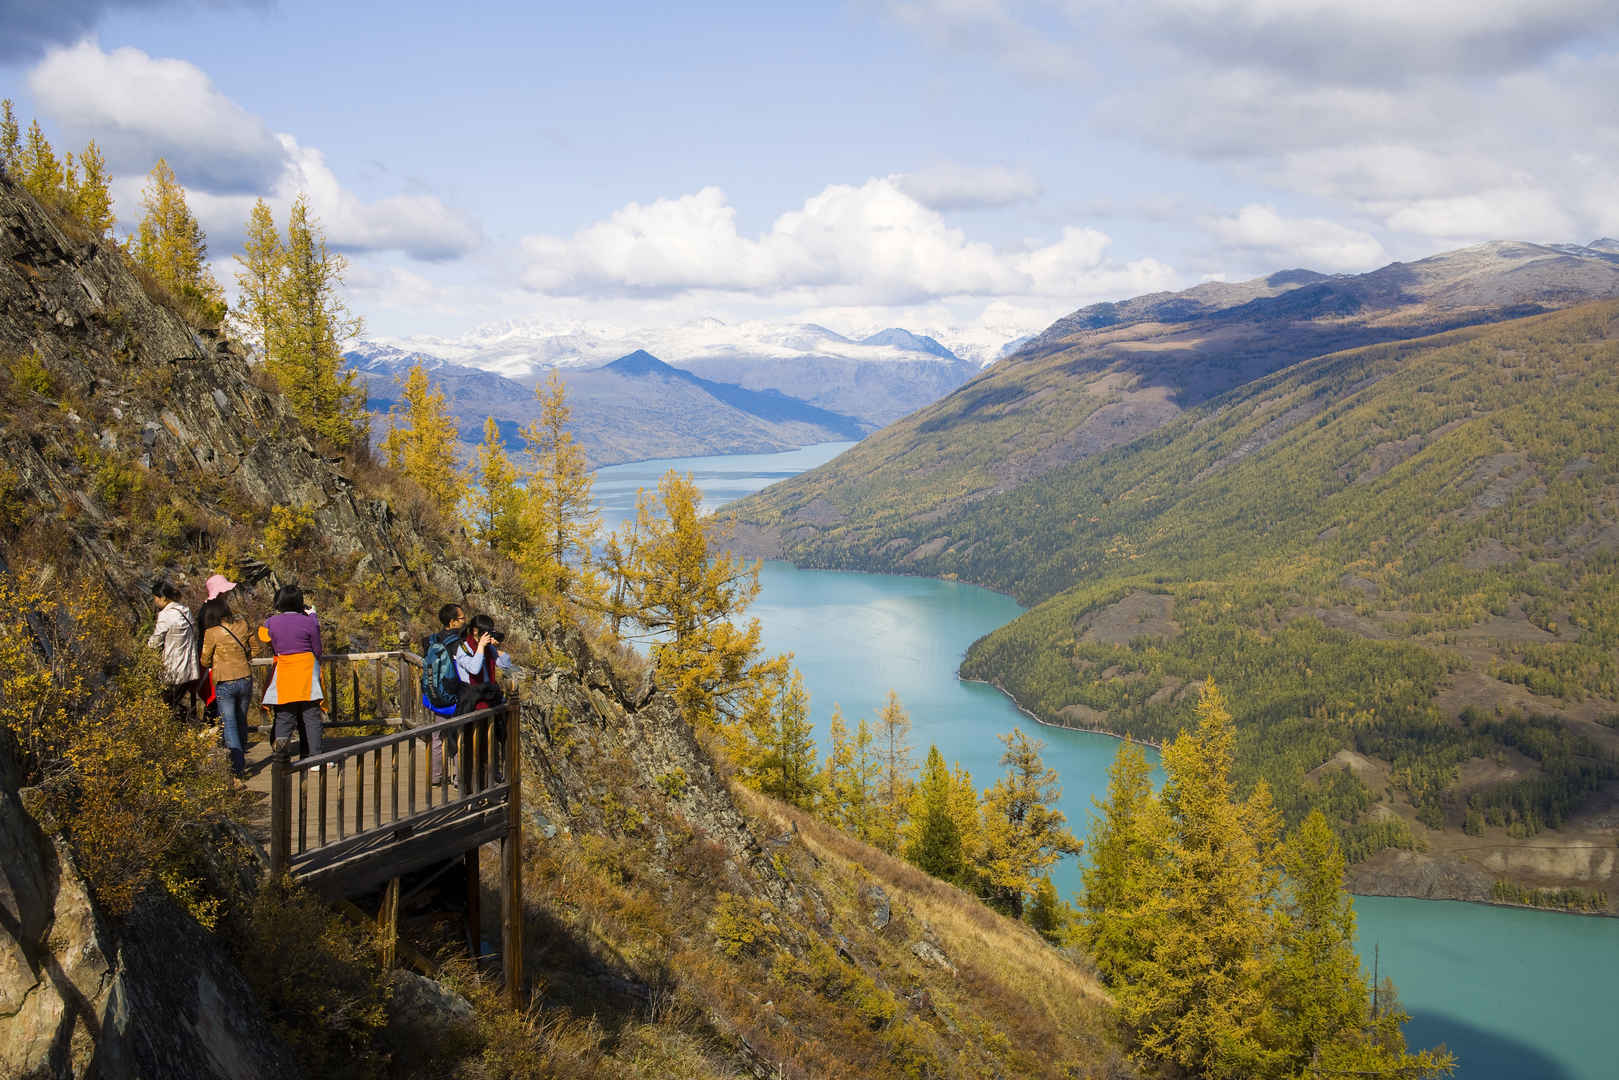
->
<box><xmin>258</xmin><ymin>648</ymin><xmax>524</xmax><ymax>1005</ymax></box>
<box><xmin>267</xmin><ymin>701</ymin><xmax>514</xmax><ymax>881</ymax></box>
<box><xmin>249</xmin><ymin>647</ymin><xmax>427</xmax><ymax>729</ymax></box>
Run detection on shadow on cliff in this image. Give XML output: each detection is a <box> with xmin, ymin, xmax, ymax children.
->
<box><xmin>1405</xmin><ymin>1009</ymin><xmax>1573</xmax><ymax>1080</ymax></box>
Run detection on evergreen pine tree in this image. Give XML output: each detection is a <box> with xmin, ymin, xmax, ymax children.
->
<box><xmin>904</xmin><ymin>745</ymin><xmax>964</xmax><ymax>882</ymax></box>
<box><xmin>267</xmin><ymin>194</ymin><xmax>367</xmax><ymax>449</ymax></box>
<box><xmin>468</xmin><ymin>416</ymin><xmax>524</xmax><ymax>552</ymax></box>
<box><xmin>874</xmin><ymin>689</ymin><xmax>913</xmax><ymax>854</ymax></box>
<box><xmin>232</xmin><ymin>198</ymin><xmax>284</xmax><ymax>359</ymax></box>
<box><xmin>69</xmin><ymin>140</ymin><xmax>115</xmax><ymax>237</ymax></box>
<box><xmin>517</xmin><ymin>374</ymin><xmax>601</xmax><ymax>604</ymax></box>
<box><xmin>381</xmin><ymin>363</ymin><xmax>463</xmax><ymax>517</ymax></box>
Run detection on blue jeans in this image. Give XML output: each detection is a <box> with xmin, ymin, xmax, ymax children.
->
<box><xmin>215</xmin><ymin>676</ymin><xmax>253</xmax><ymax>777</ymax></box>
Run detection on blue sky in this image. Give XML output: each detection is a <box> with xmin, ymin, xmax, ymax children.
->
<box><xmin>3</xmin><ymin>1</ymin><xmax>1617</xmax><ymax>347</ymax></box>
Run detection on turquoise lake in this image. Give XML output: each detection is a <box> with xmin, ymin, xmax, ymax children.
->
<box><xmin>595</xmin><ymin>443</ymin><xmax>1619</xmax><ymax>1080</ymax></box>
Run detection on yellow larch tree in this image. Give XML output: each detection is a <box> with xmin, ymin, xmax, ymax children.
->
<box><xmin>517</xmin><ymin>374</ymin><xmax>601</xmax><ymax>604</ymax></box>
<box><xmin>947</xmin><ymin>760</ymin><xmax>985</xmax><ymax>888</ymax></box>
<box><xmin>751</xmin><ymin>667</ymin><xmax>822</xmax><ymax>810</ymax></box>
<box><xmin>69</xmin><ymin>140</ymin><xmax>115</xmax><ymax>237</ymax></box>
<box><xmin>873</xmin><ymin>689</ymin><xmax>914</xmax><ymax>854</ymax></box>
<box><xmin>467</xmin><ymin>416</ymin><xmax>525</xmax><ymax>552</ymax></box>
<box><xmin>231</xmin><ymin>198</ymin><xmax>284</xmax><ymax>360</ymax></box>
<box><xmin>977</xmin><ymin>728</ymin><xmax>1081</xmax><ymax>917</ymax></box>
<box><xmin>601</xmin><ymin>506</ymin><xmax>646</xmax><ymax>640</ymax></box>
<box><xmin>1117</xmin><ymin>679</ymin><xmax>1280</xmax><ymax>1078</ymax></box>
<box><xmin>1077</xmin><ymin>741</ymin><xmax>1166</xmax><ymax>988</ymax></box>
<box><xmin>629</xmin><ymin>469</ymin><xmax>785</xmax><ymax>728</ymax></box>
<box><xmin>133</xmin><ymin>158</ymin><xmax>224</xmax><ymax>322</ymax></box>
<box><xmin>19</xmin><ymin>119</ymin><xmax>65</xmax><ymax>206</ymax></box>
<box><xmin>0</xmin><ymin>100</ymin><xmax>19</xmax><ymax>176</ymax></box>
<box><xmin>267</xmin><ymin>194</ymin><xmax>368</xmax><ymax>450</ymax></box>
<box><xmin>381</xmin><ymin>362</ymin><xmax>464</xmax><ymax>518</ymax></box>
<box><xmin>821</xmin><ymin>707</ymin><xmax>883</xmax><ymax>843</ymax></box>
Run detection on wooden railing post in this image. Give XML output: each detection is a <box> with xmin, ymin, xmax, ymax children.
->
<box><xmin>502</xmin><ymin>697</ymin><xmax>523</xmax><ymax>1008</ymax></box>
<box><xmin>396</xmin><ymin>653</ymin><xmax>414</xmax><ymax>727</ymax></box>
<box><xmin>269</xmin><ymin>743</ymin><xmax>292</xmax><ymax>877</ymax></box>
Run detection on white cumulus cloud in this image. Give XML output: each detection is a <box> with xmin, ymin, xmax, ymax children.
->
<box><xmin>1380</xmin><ymin>188</ymin><xmax>1578</xmax><ymax>244</ymax></box>
<box><xmin>520</xmin><ymin>179</ymin><xmax>1177</xmax><ymax>306</ymax></box>
<box><xmin>29</xmin><ymin>41</ymin><xmax>287</xmax><ymax>193</ymax></box>
<box><xmin>1205</xmin><ymin>204</ymin><xmax>1387</xmax><ymax>272</ymax></box>
<box><xmin>27</xmin><ymin>42</ymin><xmax>481</xmax><ymax>261</ymax></box>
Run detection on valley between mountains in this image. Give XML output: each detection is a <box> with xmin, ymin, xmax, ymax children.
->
<box><xmin>724</xmin><ymin>241</ymin><xmax>1619</xmax><ymax>909</ymax></box>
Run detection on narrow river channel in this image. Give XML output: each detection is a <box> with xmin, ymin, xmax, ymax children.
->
<box><xmin>594</xmin><ymin>442</ymin><xmax>1618</xmax><ymax>1080</ymax></box>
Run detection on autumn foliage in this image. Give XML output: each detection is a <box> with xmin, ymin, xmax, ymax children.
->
<box><xmin>0</xmin><ymin>572</ymin><xmax>230</xmax><ymax>916</ymax></box>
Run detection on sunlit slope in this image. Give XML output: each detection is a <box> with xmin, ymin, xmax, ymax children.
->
<box><xmin>951</xmin><ymin>302</ymin><xmax>1619</xmax><ymax>882</ymax></box>
<box><xmin>725</xmin><ymin>242</ymin><xmax>1619</xmax><ymax>567</ymax></box>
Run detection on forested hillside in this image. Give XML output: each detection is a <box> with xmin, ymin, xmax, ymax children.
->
<box><xmin>731</xmin><ymin>290</ymin><xmax>1619</xmax><ymax>904</ymax></box>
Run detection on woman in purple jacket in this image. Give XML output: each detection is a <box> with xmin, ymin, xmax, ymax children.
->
<box><xmin>257</xmin><ymin>585</ymin><xmax>325</xmax><ymax>760</ymax></box>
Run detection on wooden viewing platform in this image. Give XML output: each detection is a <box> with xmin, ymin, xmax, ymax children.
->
<box><xmin>237</xmin><ymin>649</ymin><xmax>524</xmax><ymax>1004</ymax></box>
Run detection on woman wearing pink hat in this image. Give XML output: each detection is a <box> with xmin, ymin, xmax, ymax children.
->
<box><xmin>199</xmin><ymin>574</ymin><xmax>255</xmax><ymax>779</ymax></box>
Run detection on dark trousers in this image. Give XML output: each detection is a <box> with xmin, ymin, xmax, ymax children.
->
<box><xmin>273</xmin><ymin>701</ymin><xmax>324</xmax><ymax>759</ymax></box>
<box><xmin>163</xmin><ymin>679</ymin><xmax>198</xmax><ymax>725</ymax></box>
<box><xmin>454</xmin><ymin>682</ymin><xmax>506</xmax><ymax>782</ymax></box>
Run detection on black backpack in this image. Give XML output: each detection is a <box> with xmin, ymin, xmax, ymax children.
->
<box><xmin>420</xmin><ymin>630</ymin><xmax>461</xmax><ymax>708</ymax></box>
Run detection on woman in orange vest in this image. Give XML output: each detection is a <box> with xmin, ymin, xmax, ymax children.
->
<box><xmin>258</xmin><ymin>584</ymin><xmax>324</xmax><ymax>760</ymax></box>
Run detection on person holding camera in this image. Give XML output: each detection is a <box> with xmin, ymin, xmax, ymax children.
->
<box><xmin>453</xmin><ymin>612</ymin><xmax>505</xmax><ymax>715</ymax></box>
<box><xmin>454</xmin><ymin>613</ymin><xmax>508</xmax><ymax>783</ymax></box>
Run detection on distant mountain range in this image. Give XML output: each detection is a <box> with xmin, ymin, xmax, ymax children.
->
<box><xmin>350</xmin><ymin>318</ymin><xmax>990</xmax><ymax>429</ymax></box>
<box><xmin>347</xmin><ymin>345</ymin><xmax>868</xmax><ymax>468</ymax></box>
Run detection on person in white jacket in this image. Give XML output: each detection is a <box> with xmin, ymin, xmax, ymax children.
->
<box><xmin>147</xmin><ymin>580</ymin><xmax>201</xmax><ymax>723</ymax></box>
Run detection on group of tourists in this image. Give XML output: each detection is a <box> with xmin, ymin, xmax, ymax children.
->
<box><xmin>145</xmin><ymin>577</ymin><xmax>511</xmax><ymax>785</ymax></box>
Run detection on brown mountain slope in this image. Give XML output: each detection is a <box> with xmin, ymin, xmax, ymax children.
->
<box><xmin>725</xmin><ymin>241</ymin><xmax>1619</xmax><ymax>566</ymax></box>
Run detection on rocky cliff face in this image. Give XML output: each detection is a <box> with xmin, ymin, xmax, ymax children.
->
<box><xmin>1</xmin><ymin>732</ymin><xmax>302</xmax><ymax>1079</ymax></box>
<box><xmin>0</xmin><ymin>171</ymin><xmax>485</xmax><ymax>620</ymax></box>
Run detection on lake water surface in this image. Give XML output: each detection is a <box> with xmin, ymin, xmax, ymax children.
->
<box><xmin>595</xmin><ymin>444</ymin><xmax>1618</xmax><ymax>1080</ymax></box>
